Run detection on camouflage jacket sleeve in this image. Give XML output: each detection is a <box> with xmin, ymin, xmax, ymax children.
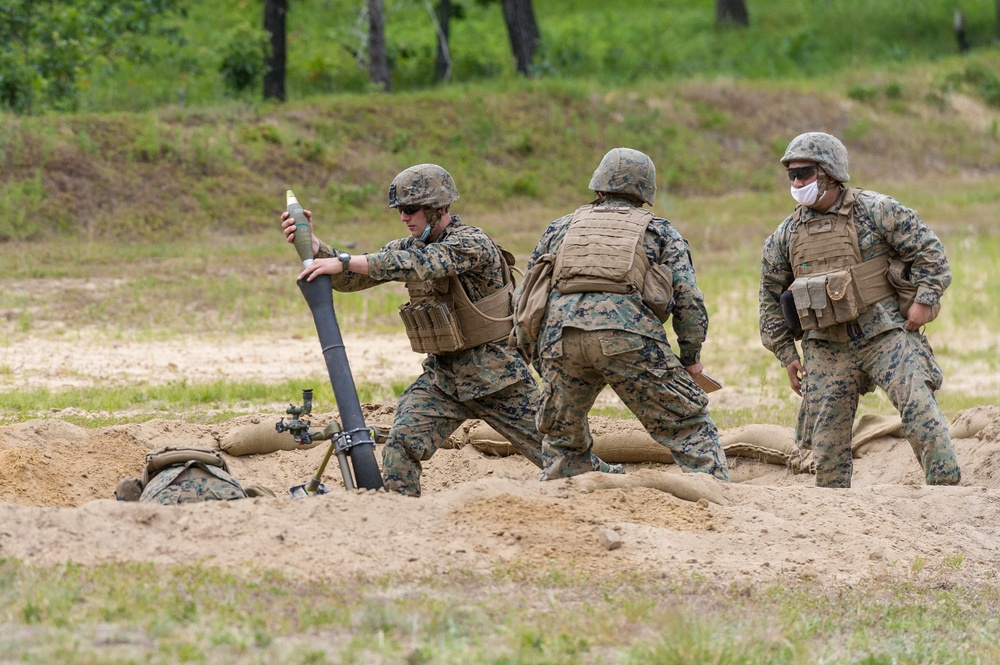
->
<box><xmin>856</xmin><ymin>191</ymin><xmax>951</xmax><ymax>307</ymax></box>
<box><xmin>364</xmin><ymin>218</ymin><xmax>500</xmax><ymax>293</ymax></box>
<box><xmin>758</xmin><ymin>217</ymin><xmax>800</xmax><ymax>368</ymax></box>
<box><xmin>315</xmin><ymin>239</ymin><xmax>393</xmax><ymax>292</ymax></box>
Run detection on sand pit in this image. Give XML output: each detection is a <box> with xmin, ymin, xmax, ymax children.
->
<box><xmin>3</xmin><ymin>405</ymin><xmax>1000</xmax><ymax>585</ymax></box>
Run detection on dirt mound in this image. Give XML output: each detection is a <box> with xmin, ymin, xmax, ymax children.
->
<box><xmin>2</xmin><ymin>406</ymin><xmax>999</xmax><ymax>585</ymax></box>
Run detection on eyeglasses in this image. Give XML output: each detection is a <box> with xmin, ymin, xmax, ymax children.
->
<box><xmin>786</xmin><ymin>166</ymin><xmax>818</xmax><ymax>182</ymax></box>
<box><xmin>398</xmin><ymin>204</ymin><xmax>423</xmax><ymax>215</ymax></box>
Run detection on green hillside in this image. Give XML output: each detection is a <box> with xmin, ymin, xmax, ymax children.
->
<box><xmin>76</xmin><ymin>0</ymin><xmax>1000</xmax><ymax>112</ymax></box>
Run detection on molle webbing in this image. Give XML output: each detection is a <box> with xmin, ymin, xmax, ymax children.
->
<box><xmin>400</xmin><ymin>245</ymin><xmax>514</xmax><ymax>354</ymax></box>
<box><xmin>788</xmin><ymin>188</ymin><xmax>897</xmax><ymax>330</ymax></box>
<box><xmin>451</xmin><ymin>278</ymin><xmax>514</xmax><ymax>347</ymax></box>
<box><xmin>789</xmin><ymin>188</ymin><xmax>861</xmax><ymax>276</ymax></box>
<box><xmin>554</xmin><ymin>204</ymin><xmax>653</xmax><ymax>294</ymax></box>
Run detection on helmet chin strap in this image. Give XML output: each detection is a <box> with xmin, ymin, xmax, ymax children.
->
<box><xmin>417</xmin><ymin>224</ymin><xmax>432</xmax><ymax>242</ymax></box>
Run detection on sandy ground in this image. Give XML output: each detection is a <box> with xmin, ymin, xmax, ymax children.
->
<box><xmin>2</xmin><ymin>333</ymin><xmax>1000</xmax><ymax>586</ymax></box>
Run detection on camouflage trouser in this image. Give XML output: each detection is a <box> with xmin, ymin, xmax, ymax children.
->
<box><xmin>535</xmin><ymin>328</ymin><xmax>729</xmax><ymax>481</ymax></box>
<box><xmin>381</xmin><ymin>372</ymin><xmax>621</xmax><ymax>497</ymax></box>
<box><xmin>139</xmin><ymin>463</ymin><xmax>248</xmax><ymax>504</ymax></box>
<box><xmin>797</xmin><ymin>328</ymin><xmax>961</xmax><ymax>488</ymax></box>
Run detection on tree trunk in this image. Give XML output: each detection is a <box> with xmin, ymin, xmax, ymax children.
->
<box><xmin>434</xmin><ymin>0</ymin><xmax>452</xmax><ymax>83</ymax></box>
<box><xmin>263</xmin><ymin>0</ymin><xmax>287</xmax><ymax>101</ymax></box>
<box><xmin>500</xmin><ymin>0</ymin><xmax>540</xmax><ymax>76</ymax></box>
<box><xmin>368</xmin><ymin>0</ymin><xmax>391</xmax><ymax>91</ymax></box>
<box><xmin>715</xmin><ymin>0</ymin><xmax>749</xmax><ymax>27</ymax></box>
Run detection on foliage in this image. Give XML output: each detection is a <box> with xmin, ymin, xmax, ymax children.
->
<box><xmin>59</xmin><ymin>0</ymin><xmax>1000</xmax><ymax>113</ymax></box>
<box><xmin>0</xmin><ymin>0</ymin><xmax>188</xmax><ymax>114</ymax></box>
<box><xmin>219</xmin><ymin>23</ymin><xmax>272</xmax><ymax>96</ymax></box>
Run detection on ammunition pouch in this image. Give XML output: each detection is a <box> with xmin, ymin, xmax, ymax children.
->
<box><xmin>400</xmin><ymin>239</ymin><xmax>515</xmax><ymax>355</ymax></box>
<box><xmin>790</xmin><ymin>254</ymin><xmax>900</xmax><ymax>332</ymax></box>
<box><xmin>399</xmin><ymin>300</ymin><xmax>465</xmax><ymax>354</ymax></box>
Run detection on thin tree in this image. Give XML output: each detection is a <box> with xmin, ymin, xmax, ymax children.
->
<box><xmin>368</xmin><ymin>0</ymin><xmax>391</xmax><ymax>91</ymax></box>
<box><xmin>500</xmin><ymin>0</ymin><xmax>539</xmax><ymax>76</ymax></box>
<box><xmin>432</xmin><ymin>0</ymin><xmax>452</xmax><ymax>83</ymax></box>
<box><xmin>263</xmin><ymin>0</ymin><xmax>287</xmax><ymax>101</ymax></box>
<box><xmin>716</xmin><ymin>0</ymin><xmax>749</xmax><ymax>27</ymax></box>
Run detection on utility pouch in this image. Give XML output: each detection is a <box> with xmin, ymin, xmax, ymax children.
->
<box><xmin>509</xmin><ymin>253</ymin><xmax>556</xmax><ymax>365</ymax></box>
<box><xmin>825</xmin><ymin>270</ymin><xmax>859</xmax><ymax>323</ymax></box>
<box><xmin>641</xmin><ymin>263</ymin><xmax>675</xmax><ymax>323</ymax></box>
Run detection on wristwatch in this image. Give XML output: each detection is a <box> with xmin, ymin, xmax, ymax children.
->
<box><xmin>337</xmin><ymin>251</ymin><xmax>351</xmax><ymax>271</ymax></box>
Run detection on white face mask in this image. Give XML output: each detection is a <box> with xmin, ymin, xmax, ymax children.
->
<box><xmin>790</xmin><ymin>179</ymin><xmax>820</xmax><ymax>206</ymax></box>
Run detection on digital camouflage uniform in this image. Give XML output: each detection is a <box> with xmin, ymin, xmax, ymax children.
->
<box><xmin>527</xmin><ymin>149</ymin><xmax>729</xmax><ymax>481</ymax></box>
<box><xmin>139</xmin><ymin>461</ymin><xmax>248</xmax><ymax>505</ymax></box>
<box><xmin>760</xmin><ymin>132</ymin><xmax>961</xmax><ymax>488</ymax></box>
<box><xmin>320</xmin><ymin>199</ymin><xmax>619</xmax><ymax>497</ymax></box>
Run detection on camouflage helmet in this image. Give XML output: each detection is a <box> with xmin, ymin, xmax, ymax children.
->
<box><xmin>589</xmin><ymin>148</ymin><xmax>656</xmax><ymax>206</ymax></box>
<box><xmin>780</xmin><ymin>132</ymin><xmax>850</xmax><ymax>183</ymax></box>
<box><xmin>387</xmin><ymin>164</ymin><xmax>460</xmax><ymax>209</ymax></box>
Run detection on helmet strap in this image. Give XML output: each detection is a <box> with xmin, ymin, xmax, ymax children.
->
<box><xmin>420</xmin><ymin>207</ymin><xmax>447</xmax><ymax>242</ymax></box>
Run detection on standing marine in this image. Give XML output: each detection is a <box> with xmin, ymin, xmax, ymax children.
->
<box><xmin>516</xmin><ymin>148</ymin><xmax>729</xmax><ymax>481</ymax></box>
<box><xmin>759</xmin><ymin>131</ymin><xmax>961</xmax><ymax>488</ymax></box>
<box><xmin>281</xmin><ymin>164</ymin><xmax>621</xmax><ymax>496</ymax></box>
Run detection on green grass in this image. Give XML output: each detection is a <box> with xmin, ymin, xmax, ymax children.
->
<box><xmin>1</xmin><ymin>559</ymin><xmax>997</xmax><ymax>664</ymax></box>
<box><xmin>72</xmin><ymin>0</ymin><xmax>1000</xmax><ymax>113</ymax></box>
<box><xmin>0</xmin><ymin>377</ymin><xmax>413</xmax><ymax>427</ymax></box>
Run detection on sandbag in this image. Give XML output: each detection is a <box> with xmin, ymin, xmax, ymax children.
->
<box><xmin>948</xmin><ymin>406</ymin><xmax>1000</xmax><ymax>440</ymax></box>
<box><xmin>466</xmin><ymin>421</ymin><xmax>514</xmax><ymax>456</ymax></box>
<box><xmin>219</xmin><ymin>418</ymin><xmax>321</xmax><ymax>456</ymax></box>
<box><xmin>851</xmin><ymin>413</ymin><xmax>903</xmax><ymax>457</ymax></box>
<box><xmin>572</xmin><ymin>468</ymin><xmax>727</xmax><ymax>506</ymax></box>
<box><xmin>720</xmin><ymin>424</ymin><xmax>797</xmax><ymax>464</ymax></box>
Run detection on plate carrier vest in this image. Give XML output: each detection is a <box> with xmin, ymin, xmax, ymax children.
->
<box><xmin>398</xmin><ymin>232</ymin><xmax>516</xmax><ymax>354</ymax></box>
<box><xmin>787</xmin><ymin>188</ymin><xmax>896</xmax><ymax>331</ymax></box>
<box><xmin>553</xmin><ymin>202</ymin><xmax>655</xmax><ymax>295</ymax></box>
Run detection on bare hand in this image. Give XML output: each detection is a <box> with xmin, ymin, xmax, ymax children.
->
<box><xmin>905</xmin><ymin>302</ymin><xmax>933</xmax><ymax>331</ymax></box>
<box><xmin>298</xmin><ymin>257</ymin><xmax>342</xmax><ymax>281</ymax></box>
<box><xmin>685</xmin><ymin>362</ymin><xmax>704</xmax><ymax>378</ymax></box>
<box><xmin>279</xmin><ymin>209</ymin><xmax>319</xmax><ymax>256</ymax></box>
<box><xmin>786</xmin><ymin>359</ymin><xmax>806</xmax><ymax>396</ymax></box>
